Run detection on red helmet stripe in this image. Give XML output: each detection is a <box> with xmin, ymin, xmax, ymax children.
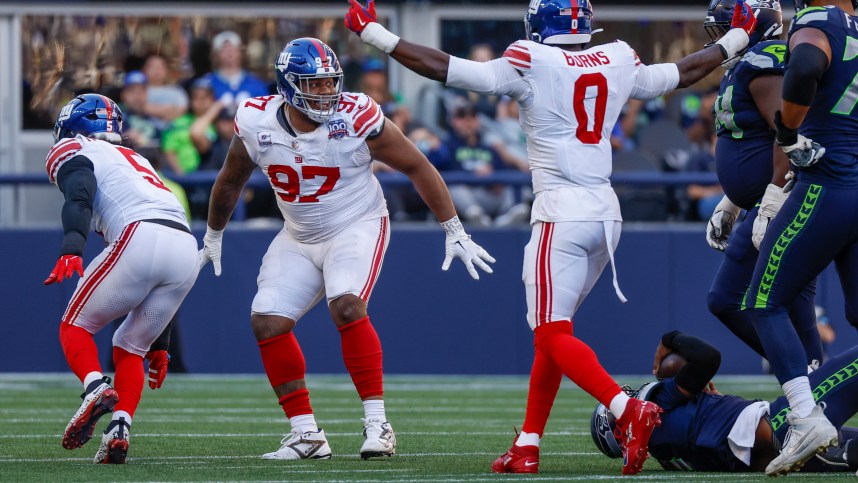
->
<box><xmin>100</xmin><ymin>95</ymin><xmax>114</xmax><ymax>132</ymax></box>
<box><xmin>571</xmin><ymin>7</ymin><xmax>579</xmax><ymax>34</ymax></box>
<box><xmin>309</xmin><ymin>38</ymin><xmax>329</xmax><ymax>67</ymax></box>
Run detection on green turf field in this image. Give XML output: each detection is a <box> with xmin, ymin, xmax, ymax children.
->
<box><xmin>0</xmin><ymin>374</ymin><xmax>854</xmax><ymax>482</ymax></box>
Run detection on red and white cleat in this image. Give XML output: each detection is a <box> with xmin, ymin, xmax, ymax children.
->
<box><xmin>615</xmin><ymin>398</ymin><xmax>663</xmax><ymax>475</ymax></box>
<box><xmin>62</xmin><ymin>377</ymin><xmax>118</xmax><ymax>450</ymax></box>
<box><xmin>491</xmin><ymin>436</ymin><xmax>540</xmax><ymax>474</ymax></box>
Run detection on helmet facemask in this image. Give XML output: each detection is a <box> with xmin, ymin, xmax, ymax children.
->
<box><xmin>280</xmin><ymin>71</ymin><xmax>343</xmax><ymax>123</ymax></box>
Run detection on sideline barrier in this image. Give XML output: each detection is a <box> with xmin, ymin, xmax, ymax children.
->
<box><xmin>3</xmin><ymin>224</ymin><xmax>851</xmax><ymax>375</ymax></box>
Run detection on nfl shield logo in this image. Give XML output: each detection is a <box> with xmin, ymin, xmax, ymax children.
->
<box><xmin>257</xmin><ymin>132</ymin><xmax>272</xmax><ymax>147</ymax></box>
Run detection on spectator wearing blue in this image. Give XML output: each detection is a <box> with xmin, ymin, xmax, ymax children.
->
<box><xmin>119</xmin><ymin>71</ymin><xmax>163</xmax><ymax>155</ymax></box>
<box><xmin>436</xmin><ymin>101</ymin><xmax>512</xmax><ymax>227</ymax></box>
<box><xmin>203</xmin><ymin>31</ymin><xmax>268</xmax><ymax>108</ymax></box>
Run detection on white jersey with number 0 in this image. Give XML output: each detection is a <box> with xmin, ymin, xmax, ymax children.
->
<box><xmin>234</xmin><ymin>93</ymin><xmax>388</xmax><ymax>244</ymax></box>
<box><xmin>46</xmin><ymin>135</ymin><xmax>188</xmax><ymax>243</ymax></box>
<box><xmin>447</xmin><ymin>39</ymin><xmax>673</xmax><ymax>223</ymax></box>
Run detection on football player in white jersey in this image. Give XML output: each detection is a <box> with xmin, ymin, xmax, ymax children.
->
<box><xmin>346</xmin><ymin>0</ymin><xmax>759</xmax><ymax>475</ymax></box>
<box><xmin>199</xmin><ymin>38</ymin><xmax>495</xmax><ymax>460</ymax></box>
<box><xmin>44</xmin><ymin>94</ymin><xmax>199</xmax><ymax>464</ymax></box>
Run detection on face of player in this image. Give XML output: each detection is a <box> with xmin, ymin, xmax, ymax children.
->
<box><xmin>301</xmin><ymin>77</ymin><xmax>339</xmax><ymax>111</ymax></box>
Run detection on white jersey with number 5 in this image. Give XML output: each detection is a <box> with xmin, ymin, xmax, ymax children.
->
<box><xmin>447</xmin><ymin>39</ymin><xmax>671</xmax><ymax>223</ymax></box>
<box><xmin>234</xmin><ymin>93</ymin><xmax>388</xmax><ymax>244</ymax></box>
<box><xmin>46</xmin><ymin>135</ymin><xmax>188</xmax><ymax>243</ymax></box>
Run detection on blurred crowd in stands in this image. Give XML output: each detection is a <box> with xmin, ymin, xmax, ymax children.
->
<box><xmin>21</xmin><ymin>15</ymin><xmax>725</xmax><ymax>225</ymax></box>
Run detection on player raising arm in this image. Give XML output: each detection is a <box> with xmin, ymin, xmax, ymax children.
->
<box><xmin>347</xmin><ymin>0</ymin><xmax>758</xmax><ymax>475</ymax></box>
<box><xmin>199</xmin><ymin>38</ymin><xmax>493</xmax><ymax>460</ymax></box>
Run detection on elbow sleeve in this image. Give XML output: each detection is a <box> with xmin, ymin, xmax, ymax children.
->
<box><xmin>783</xmin><ymin>43</ymin><xmax>829</xmax><ymax>106</ymax></box>
<box><xmin>630</xmin><ymin>63</ymin><xmax>680</xmax><ymax>100</ymax></box>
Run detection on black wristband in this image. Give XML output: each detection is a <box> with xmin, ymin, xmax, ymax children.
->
<box><xmin>661</xmin><ymin>330</ymin><xmax>681</xmax><ymax>348</ymax></box>
<box><xmin>774</xmin><ymin>110</ymin><xmax>798</xmax><ymax>146</ymax></box>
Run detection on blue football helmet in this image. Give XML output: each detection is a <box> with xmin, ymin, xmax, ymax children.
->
<box><xmin>704</xmin><ymin>0</ymin><xmax>783</xmax><ymax>67</ymax></box>
<box><xmin>53</xmin><ymin>93</ymin><xmax>123</xmax><ymax>144</ymax></box>
<box><xmin>524</xmin><ymin>0</ymin><xmax>600</xmax><ymax>45</ymax></box>
<box><xmin>275</xmin><ymin>38</ymin><xmax>343</xmax><ymax>123</ymax></box>
<box><xmin>590</xmin><ymin>403</ymin><xmax>623</xmax><ymax>459</ymax></box>
<box><xmin>793</xmin><ymin>0</ymin><xmax>858</xmax><ymax>11</ymax></box>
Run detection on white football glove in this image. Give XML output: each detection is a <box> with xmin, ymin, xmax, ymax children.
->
<box><xmin>441</xmin><ymin>216</ymin><xmax>496</xmax><ymax>280</ymax></box>
<box><xmin>199</xmin><ymin>226</ymin><xmax>224</xmax><ymax>276</ymax></box>
<box><xmin>706</xmin><ymin>195</ymin><xmax>742</xmax><ymax>252</ymax></box>
<box><xmin>752</xmin><ymin>183</ymin><xmax>789</xmax><ymax>250</ymax></box>
<box><xmin>782</xmin><ymin>133</ymin><xmax>826</xmax><ymax>168</ymax></box>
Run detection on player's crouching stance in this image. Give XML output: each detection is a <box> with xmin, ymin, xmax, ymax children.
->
<box><xmin>45</xmin><ymin>94</ymin><xmax>199</xmax><ymax>463</ymax></box>
<box><xmin>199</xmin><ymin>38</ymin><xmax>494</xmax><ymax>460</ymax></box>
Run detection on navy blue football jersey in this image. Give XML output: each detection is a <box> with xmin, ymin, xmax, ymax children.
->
<box><xmin>643</xmin><ymin>379</ymin><xmax>757</xmax><ymax>472</ymax></box>
<box><xmin>789</xmin><ymin>6</ymin><xmax>858</xmax><ymax>185</ymax></box>
<box><xmin>713</xmin><ymin>41</ymin><xmax>787</xmax><ymax>210</ymax></box>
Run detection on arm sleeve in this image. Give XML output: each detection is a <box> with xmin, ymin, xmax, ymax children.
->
<box><xmin>630</xmin><ymin>63</ymin><xmax>680</xmax><ymax>100</ymax></box>
<box><xmin>446</xmin><ymin>56</ymin><xmax>530</xmax><ymax>100</ymax></box>
<box><xmin>661</xmin><ymin>330</ymin><xmax>722</xmax><ymax>396</ymax></box>
<box><xmin>782</xmin><ymin>43</ymin><xmax>829</xmax><ymax>106</ymax></box>
<box><xmin>56</xmin><ymin>156</ymin><xmax>96</xmax><ymax>257</ymax></box>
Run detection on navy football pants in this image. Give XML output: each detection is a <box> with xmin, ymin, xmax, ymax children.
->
<box><xmin>708</xmin><ymin>206</ymin><xmax>821</xmax><ymax>363</ymax></box>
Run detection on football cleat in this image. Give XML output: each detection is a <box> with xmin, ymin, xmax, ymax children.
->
<box><xmin>62</xmin><ymin>377</ymin><xmax>118</xmax><ymax>450</ymax></box>
<box><xmin>93</xmin><ymin>417</ymin><xmax>130</xmax><ymax>464</ymax></box>
<box><xmin>491</xmin><ymin>432</ymin><xmax>540</xmax><ymax>474</ymax></box>
<box><xmin>766</xmin><ymin>404</ymin><xmax>839</xmax><ymax>476</ymax></box>
<box><xmin>262</xmin><ymin>429</ymin><xmax>332</xmax><ymax>460</ymax></box>
<box><xmin>815</xmin><ymin>439</ymin><xmax>857</xmax><ymax>470</ymax></box>
<box><xmin>360</xmin><ymin>419</ymin><xmax>396</xmax><ymax>459</ymax></box>
<box><xmin>615</xmin><ymin>398</ymin><xmax>663</xmax><ymax>475</ymax></box>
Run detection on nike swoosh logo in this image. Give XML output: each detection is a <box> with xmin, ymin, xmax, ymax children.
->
<box><xmin>358</xmin><ymin>17</ymin><xmax>367</xmax><ymax>27</ymax></box>
<box><xmin>787</xmin><ymin>428</ymin><xmax>816</xmax><ymax>455</ymax></box>
<box><xmin>524</xmin><ymin>461</ymin><xmax>538</xmax><ymax>467</ymax></box>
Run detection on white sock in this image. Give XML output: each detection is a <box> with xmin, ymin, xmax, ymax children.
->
<box><xmin>515</xmin><ymin>431</ymin><xmax>540</xmax><ymax>448</ymax></box>
<box><xmin>783</xmin><ymin>376</ymin><xmax>815</xmax><ymax>418</ymax></box>
<box><xmin>609</xmin><ymin>392</ymin><xmax>631</xmax><ymax>419</ymax></box>
<box><xmin>290</xmin><ymin>414</ymin><xmax>318</xmax><ymax>434</ymax></box>
<box><xmin>113</xmin><ymin>410</ymin><xmax>132</xmax><ymax>426</ymax></box>
<box><xmin>363</xmin><ymin>399</ymin><xmax>386</xmax><ymax>421</ymax></box>
<box><xmin>83</xmin><ymin>371</ymin><xmax>104</xmax><ymax>389</ymax></box>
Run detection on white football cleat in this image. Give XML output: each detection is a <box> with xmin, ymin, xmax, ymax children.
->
<box><xmin>766</xmin><ymin>404</ymin><xmax>839</xmax><ymax>476</ymax></box>
<box><xmin>360</xmin><ymin>418</ymin><xmax>396</xmax><ymax>459</ymax></box>
<box><xmin>262</xmin><ymin>429</ymin><xmax>332</xmax><ymax>460</ymax></box>
<box><xmin>93</xmin><ymin>417</ymin><xmax>130</xmax><ymax>464</ymax></box>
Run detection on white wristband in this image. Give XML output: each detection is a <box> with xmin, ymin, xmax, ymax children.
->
<box><xmin>204</xmin><ymin>226</ymin><xmax>224</xmax><ymax>241</ymax></box>
<box><xmin>715</xmin><ymin>29</ymin><xmax>750</xmax><ymax>60</ymax></box>
<box><xmin>440</xmin><ymin>216</ymin><xmax>465</xmax><ymax>236</ymax></box>
<box><xmin>361</xmin><ymin>22</ymin><xmax>400</xmax><ymax>54</ymax></box>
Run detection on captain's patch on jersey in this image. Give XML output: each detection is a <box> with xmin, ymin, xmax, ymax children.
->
<box><xmin>257</xmin><ymin>132</ymin><xmax>272</xmax><ymax>147</ymax></box>
<box><xmin>327</xmin><ymin>119</ymin><xmax>349</xmax><ymax>139</ymax></box>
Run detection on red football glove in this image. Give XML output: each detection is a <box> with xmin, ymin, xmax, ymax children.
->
<box><xmin>731</xmin><ymin>0</ymin><xmax>758</xmax><ymax>37</ymax></box>
<box><xmin>44</xmin><ymin>255</ymin><xmax>84</xmax><ymax>285</ymax></box>
<box><xmin>345</xmin><ymin>0</ymin><xmax>377</xmax><ymax>36</ymax></box>
<box><xmin>145</xmin><ymin>350</ymin><xmax>170</xmax><ymax>389</ymax></box>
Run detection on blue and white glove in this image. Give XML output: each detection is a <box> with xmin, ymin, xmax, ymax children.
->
<box><xmin>752</xmin><ymin>183</ymin><xmax>790</xmax><ymax>249</ymax></box>
<box><xmin>775</xmin><ymin>111</ymin><xmax>825</xmax><ymax>168</ymax></box>
<box><xmin>441</xmin><ymin>216</ymin><xmax>495</xmax><ymax>280</ymax></box>
<box><xmin>706</xmin><ymin>195</ymin><xmax>742</xmax><ymax>252</ymax></box>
